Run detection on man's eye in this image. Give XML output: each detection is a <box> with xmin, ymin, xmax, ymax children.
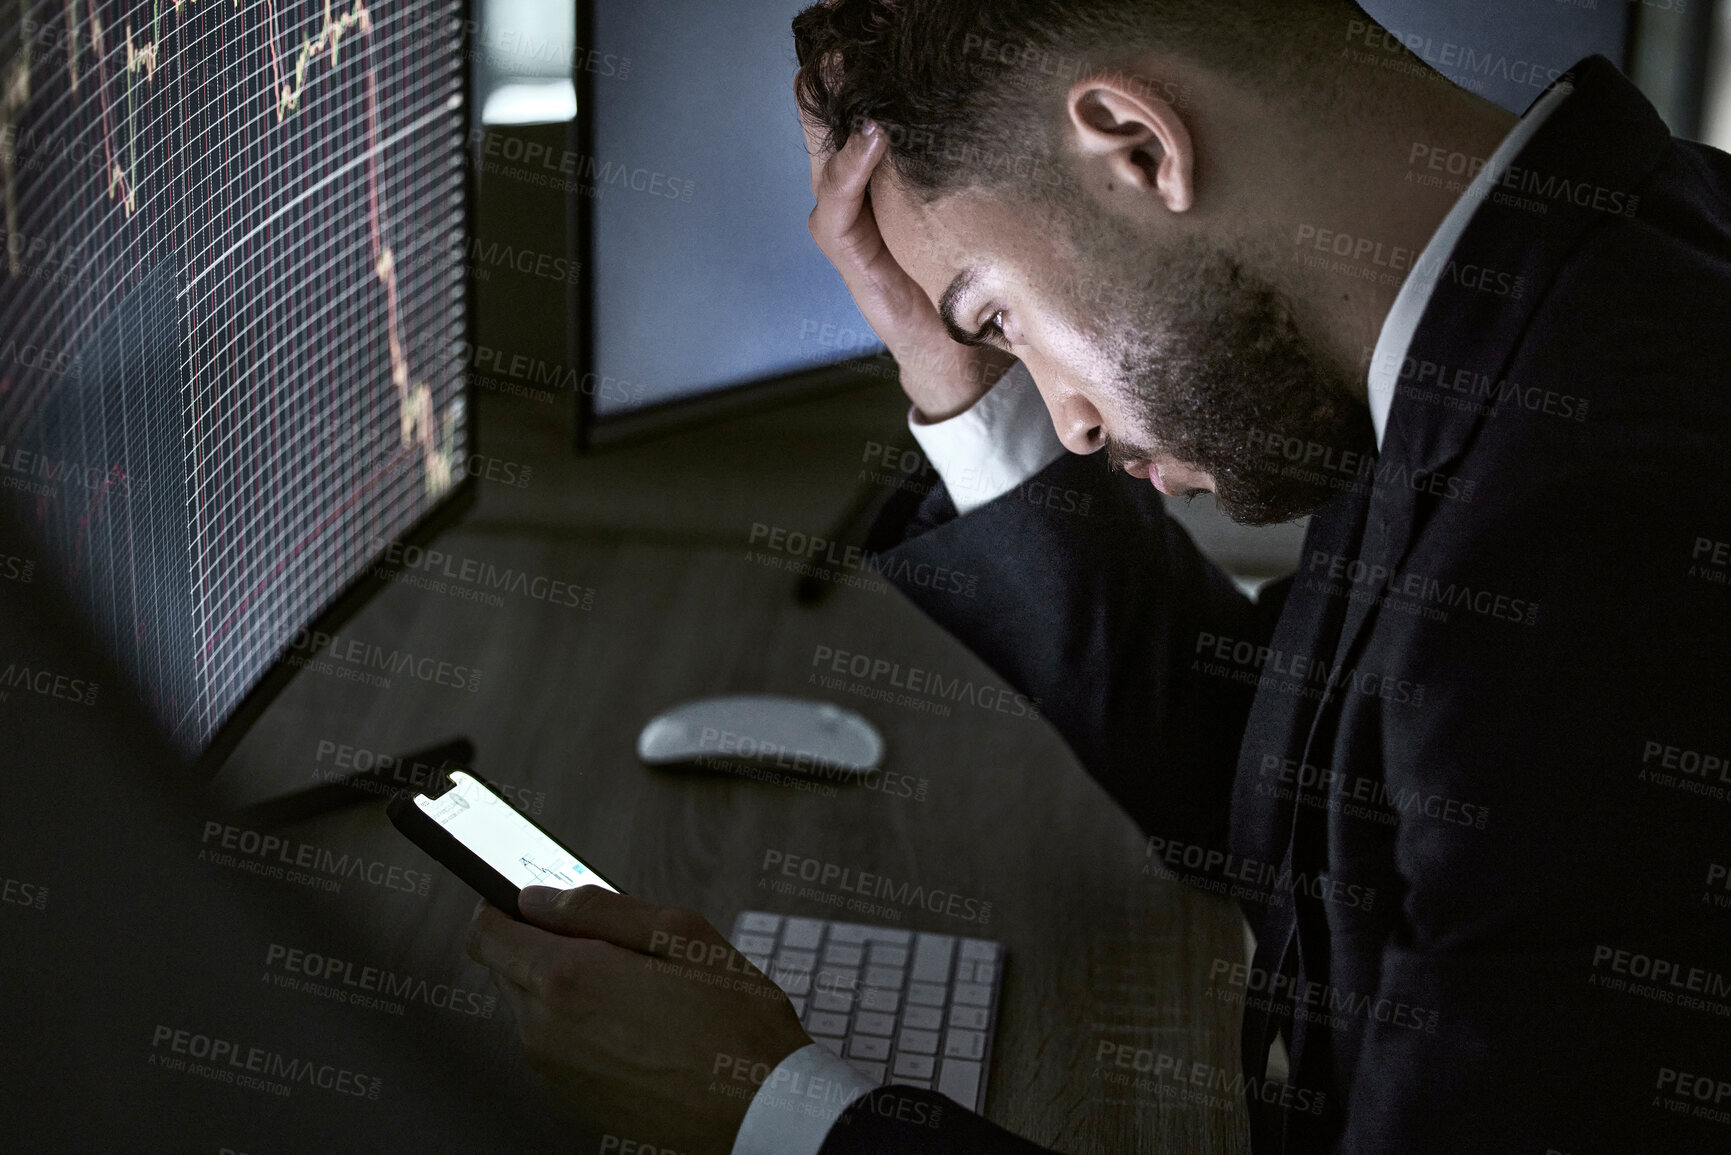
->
<box><xmin>984</xmin><ymin>310</ymin><xmax>1007</xmax><ymax>340</ymax></box>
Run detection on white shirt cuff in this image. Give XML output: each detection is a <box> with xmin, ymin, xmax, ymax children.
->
<box><xmin>729</xmin><ymin>1042</ymin><xmax>877</xmax><ymax>1155</ymax></box>
<box><xmin>908</xmin><ymin>361</ymin><xmax>1066</xmax><ymax>515</ymax></box>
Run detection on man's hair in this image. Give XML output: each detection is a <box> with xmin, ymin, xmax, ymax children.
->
<box><xmin>793</xmin><ymin>0</ymin><xmax>1363</xmax><ymax>203</ymax></box>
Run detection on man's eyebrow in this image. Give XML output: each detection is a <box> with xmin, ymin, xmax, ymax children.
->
<box><xmin>937</xmin><ymin>267</ymin><xmax>990</xmax><ymax>346</ymax></box>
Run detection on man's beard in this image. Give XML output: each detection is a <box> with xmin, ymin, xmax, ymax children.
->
<box><xmin>1073</xmin><ymin>225</ymin><xmax>1376</xmax><ymax>526</ymax></box>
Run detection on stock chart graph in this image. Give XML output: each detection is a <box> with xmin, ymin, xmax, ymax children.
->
<box><xmin>0</xmin><ymin>0</ymin><xmax>469</xmax><ymax>751</ymax></box>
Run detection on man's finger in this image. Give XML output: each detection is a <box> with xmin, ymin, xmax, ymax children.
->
<box><xmin>810</xmin><ymin>124</ymin><xmax>886</xmax><ymax>239</ymax></box>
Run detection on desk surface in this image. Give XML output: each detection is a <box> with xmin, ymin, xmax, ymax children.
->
<box><xmin>222</xmin><ymin>385</ymin><xmax>1254</xmax><ymax>1155</ymax></box>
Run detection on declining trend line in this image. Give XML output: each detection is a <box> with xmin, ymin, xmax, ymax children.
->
<box><xmin>362</xmin><ymin>64</ymin><xmax>457</xmax><ymax>498</ymax></box>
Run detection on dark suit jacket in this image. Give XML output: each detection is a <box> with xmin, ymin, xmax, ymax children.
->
<box><xmin>820</xmin><ymin>57</ymin><xmax>1731</xmax><ymax>1155</ymax></box>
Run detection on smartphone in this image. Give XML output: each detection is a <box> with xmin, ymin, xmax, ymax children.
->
<box><xmin>386</xmin><ymin>770</ymin><xmax>620</xmax><ymax>918</ymax></box>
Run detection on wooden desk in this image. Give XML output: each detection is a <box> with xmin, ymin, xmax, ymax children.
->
<box><xmin>220</xmin><ymin>385</ymin><xmax>1255</xmax><ymax>1154</ymax></box>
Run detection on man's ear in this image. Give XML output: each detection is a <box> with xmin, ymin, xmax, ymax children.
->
<box><xmin>1066</xmin><ymin>79</ymin><xmax>1195</xmax><ymax>213</ymax></box>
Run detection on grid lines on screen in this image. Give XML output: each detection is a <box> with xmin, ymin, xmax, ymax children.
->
<box><xmin>0</xmin><ymin>0</ymin><xmax>470</xmax><ymax>751</ymax></box>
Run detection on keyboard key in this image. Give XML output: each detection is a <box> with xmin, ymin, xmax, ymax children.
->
<box><xmin>902</xmin><ymin>1005</ymin><xmax>943</xmax><ymax>1031</ymax></box>
<box><xmin>829</xmin><ymin>923</ymin><xmax>870</xmax><ymax>944</ymax></box>
<box><xmin>775</xmin><ymin>949</ymin><xmax>817</xmax><ymax>973</ymax></box>
<box><xmin>910</xmin><ymin>934</ymin><xmax>955</xmax><ymax>984</ymax></box>
<box><xmin>869</xmin><ymin>944</ymin><xmax>908</xmax><ymax>968</ymax></box>
<box><xmin>944</xmin><ymin>1029</ymin><xmax>986</xmax><ymax>1060</ymax></box>
<box><xmin>959</xmin><ymin>939</ymin><xmax>996</xmax><ymax>960</ymax></box>
<box><xmin>859</xmin><ymin>988</ymin><xmax>900</xmax><ymax>1013</ymax></box>
<box><xmin>848</xmin><ymin>1035</ymin><xmax>891</xmax><ymax>1061</ymax></box>
<box><xmin>739</xmin><ymin>912</ymin><xmax>782</xmax><ymax>934</ymax></box>
<box><xmin>769</xmin><ymin>967</ymin><xmax>810</xmax><ymax>996</ymax></box>
<box><xmin>848</xmin><ymin>1060</ymin><xmax>887</xmax><ymax>1084</ymax></box>
<box><xmin>892</xmin><ymin>1053</ymin><xmax>936</xmax><ymax>1079</ymax></box>
<box><xmin>815</xmin><ymin>967</ymin><xmax>859</xmax><ymax>997</ymax></box>
<box><xmin>812</xmin><ymin>989</ymin><xmax>855</xmax><ymax>1013</ymax></box>
<box><xmin>954</xmin><ymin>959</ymin><xmax>975</xmax><ymax>983</ymax></box>
<box><xmin>907</xmin><ymin>982</ymin><xmax>947</xmax><ymax>1006</ymax></box>
<box><xmin>806</xmin><ymin>1011</ymin><xmax>849</xmax><ymax>1037</ymax></box>
<box><xmin>952</xmin><ymin>982</ymin><xmax>991</xmax><ymax>1007</ymax></box>
<box><xmin>864</xmin><ymin>966</ymin><xmax>905</xmax><ymax>990</ymax></box>
<box><xmin>869</xmin><ymin>927</ymin><xmax>913</xmax><ymax>945</ymax></box>
<box><xmin>745</xmin><ymin>954</ymin><xmax>770</xmax><ymax>973</ymax></box>
<box><xmin>890</xmin><ymin>1077</ymin><xmax>932</xmax><ymax>1090</ymax></box>
<box><xmin>824</xmin><ymin>944</ymin><xmax>864</xmax><ymax>968</ymax></box>
<box><xmin>898</xmin><ymin>1028</ymin><xmax>939</xmax><ymax>1055</ymax></box>
<box><xmin>733</xmin><ymin>933</ymin><xmax>776</xmax><ymax>956</ymax></box>
<box><xmin>973</xmin><ymin>961</ymin><xmax>997</xmax><ymax>984</ymax></box>
<box><xmin>854</xmin><ymin>1011</ymin><xmax>896</xmax><ymax>1036</ymax></box>
<box><xmin>948</xmin><ymin>1005</ymin><xmax>989</xmax><ymax>1031</ymax></box>
<box><xmin>816</xmin><ymin>1034</ymin><xmax>845</xmax><ymax>1058</ymax></box>
<box><xmin>937</xmin><ymin>1059</ymin><xmax>982</xmax><ymax>1107</ymax></box>
<box><xmin>782</xmin><ymin>919</ymin><xmax>825</xmax><ymax>950</ymax></box>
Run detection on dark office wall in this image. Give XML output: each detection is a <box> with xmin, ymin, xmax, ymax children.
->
<box><xmin>586</xmin><ymin>0</ymin><xmax>1630</xmax><ymax>419</ymax></box>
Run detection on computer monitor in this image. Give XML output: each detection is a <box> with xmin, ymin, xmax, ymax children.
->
<box><xmin>572</xmin><ymin>0</ymin><xmax>890</xmax><ymax>447</ymax></box>
<box><xmin>0</xmin><ymin>0</ymin><xmax>475</xmax><ymax>766</ymax></box>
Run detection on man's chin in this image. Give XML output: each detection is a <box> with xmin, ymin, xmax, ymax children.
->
<box><xmin>1210</xmin><ymin>477</ymin><xmax>1345</xmax><ymax>527</ymax></box>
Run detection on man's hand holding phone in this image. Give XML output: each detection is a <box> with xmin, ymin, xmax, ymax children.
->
<box><xmin>467</xmin><ymin>886</ymin><xmax>813</xmax><ymax>1155</ymax></box>
<box><xmin>802</xmin><ymin>105</ymin><xmax>1016</xmax><ymax>422</ymax></box>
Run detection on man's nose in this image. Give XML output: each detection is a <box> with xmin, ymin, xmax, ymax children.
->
<box><xmin>1048</xmin><ymin>390</ymin><xmax>1106</xmax><ymax>455</ymax></box>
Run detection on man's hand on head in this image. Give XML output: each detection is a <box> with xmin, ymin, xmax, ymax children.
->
<box><xmin>467</xmin><ymin>886</ymin><xmax>813</xmax><ymax>1155</ymax></box>
<box><xmin>799</xmin><ymin>96</ymin><xmax>1016</xmax><ymax>422</ymax></box>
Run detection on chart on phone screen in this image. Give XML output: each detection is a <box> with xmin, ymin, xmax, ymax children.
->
<box><xmin>417</xmin><ymin>773</ymin><xmax>616</xmax><ymax>893</ymax></box>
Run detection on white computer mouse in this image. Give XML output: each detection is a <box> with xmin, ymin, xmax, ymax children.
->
<box><xmin>636</xmin><ymin>694</ymin><xmax>884</xmax><ymax>777</ymax></box>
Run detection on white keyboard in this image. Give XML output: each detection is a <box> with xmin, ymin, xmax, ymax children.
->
<box><xmin>728</xmin><ymin>911</ymin><xmax>1004</xmax><ymax>1113</ymax></box>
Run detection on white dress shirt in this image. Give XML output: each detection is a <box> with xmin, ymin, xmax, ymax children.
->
<box><xmin>731</xmin><ymin>76</ymin><xmax>1573</xmax><ymax>1155</ymax></box>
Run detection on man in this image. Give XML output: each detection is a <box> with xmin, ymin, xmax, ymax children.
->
<box><xmin>467</xmin><ymin>1</ymin><xmax>1731</xmax><ymax>1151</ymax></box>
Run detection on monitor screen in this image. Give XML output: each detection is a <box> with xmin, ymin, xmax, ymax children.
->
<box><xmin>584</xmin><ymin>0</ymin><xmax>882</xmax><ymax>420</ymax></box>
<box><xmin>0</xmin><ymin>0</ymin><xmax>471</xmax><ymax>753</ymax></box>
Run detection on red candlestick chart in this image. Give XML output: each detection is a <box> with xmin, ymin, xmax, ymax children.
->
<box><xmin>0</xmin><ymin>0</ymin><xmax>469</xmax><ymax>751</ymax></box>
